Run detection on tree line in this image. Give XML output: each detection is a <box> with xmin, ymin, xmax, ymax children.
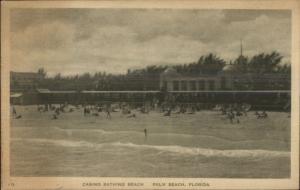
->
<box><xmin>37</xmin><ymin>51</ymin><xmax>291</xmax><ymax>91</ymax></box>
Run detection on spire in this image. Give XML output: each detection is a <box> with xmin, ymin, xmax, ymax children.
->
<box><xmin>240</xmin><ymin>39</ymin><xmax>243</xmax><ymax>57</ymax></box>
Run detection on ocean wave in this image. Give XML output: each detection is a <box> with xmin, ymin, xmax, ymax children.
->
<box><xmin>12</xmin><ymin>138</ymin><xmax>289</xmax><ymax>159</ymax></box>
<box><xmin>111</xmin><ymin>142</ymin><xmax>290</xmax><ymax>158</ymax></box>
<box><xmin>54</xmin><ymin>127</ymin><xmax>287</xmax><ymax>145</ymax></box>
<box><xmin>12</xmin><ymin>138</ymin><xmax>97</xmax><ymax>148</ymax></box>
<box><xmin>55</xmin><ymin>127</ymin><xmax>234</xmax><ymax>142</ymax></box>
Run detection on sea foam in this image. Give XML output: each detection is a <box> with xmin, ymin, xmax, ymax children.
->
<box><xmin>12</xmin><ymin>138</ymin><xmax>290</xmax><ymax>159</ymax></box>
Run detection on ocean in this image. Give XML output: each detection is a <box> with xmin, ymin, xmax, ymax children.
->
<box><xmin>10</xmin><ymin>106</ymin><xmax>290</xmax><ymax>177</ymax></box>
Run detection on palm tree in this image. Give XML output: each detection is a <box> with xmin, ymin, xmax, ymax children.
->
<box><xmin>248</xmin><ymin>51</ymin><xmax>283</xmax><ymax>74</ymax></box>
<box><xmin>38</xmin><ymin>68</ymin><xmax>47</xmax><ymax>78</ymax></box>
<box><xmin>198</xmin><ymin>53</ymin><xmax>226</xmax><ymax>74</ymax></box>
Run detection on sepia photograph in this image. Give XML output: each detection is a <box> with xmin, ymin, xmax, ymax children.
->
<box><xmin>1</xmin><ymin>0</ymin><xmax>299</xmax><ymax>189</ymax></box>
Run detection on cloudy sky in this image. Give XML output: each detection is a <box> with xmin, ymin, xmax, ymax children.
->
<box><xmin>10</xmin><ymin>9</ymin><xmax>291</xmax><ymax>76</ymax></box>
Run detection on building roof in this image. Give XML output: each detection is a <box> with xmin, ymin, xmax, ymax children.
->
<box><xmin>36</xmin><ymin>89</ymin><xmax>51</xmax><ymax>93</ymax></box>
<box><xmin>37</xmin><ymin>90</ymin><xmax>160</xmax><ymax>94</ymax></box>
<box><xmin>35</xmin><ymin>90</ymin><xmax>290</xmax><ymax>94</ymax></box>
<box><xmin>81</xmin><ymin>90</ymin><xmax>160</xmax><ymax>93</ymax></box>
<box><xmin>11</xmin><ymin>71</ymin><xmax>42</xmax><ymax>78</ymax></box>
<box><xmin>161</xmin><ymin>67</ymin><xmax>179</xmax><ymax>77</ymax></box>
<box><xmin>222</xmin><ymin>64</ymin><xmax>234</xmax><ymax>71</ymax></box>
<box><xmin>39</xmin><ymin>90</ymin><xmax>77</xmax><ymax>94</ymax></box>
<box><xmin>168</xmin><ymin>90</ymin><xmax>291</xmax><ymax>93</ymax></box>
<box><xmin>10</xmin><ymin>93</ymin><xmax>23</xmax><ymax>98</ymax></box>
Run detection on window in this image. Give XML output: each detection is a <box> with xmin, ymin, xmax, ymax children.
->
<box><xmin>173</xmin><ymin>81</ymin><xmax>179</xmax><ymax>91</ymax></box>
<box><xmin>209</xmin><ymin>80</ymin><xmax>215</xmax><ymax>90</ymax></box>
<box><xmin>163</xmin><ymin>81</ymin><xmax>167</xmax><ymax>89</ymax></box>
<box><xmin>181</xmin><ymin>81</ymin><xmax>187</xmax><ymax>91</ymax></box>
<box><xmin>190</xmin><ymin>81</ymin><xmax>196</xmax><ymax>91</ymax></box>
<box><xmin>198</xmin><ymin>80</ymin><xmax>205</xmax><ymax>90</ymax></box>
<box><xmin>221</xmin><ymin>77</ymin><xmax>226</xmax><ymax>89</ymax></box>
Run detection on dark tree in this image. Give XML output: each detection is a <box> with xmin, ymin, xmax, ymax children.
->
<box><xmin>38</xmin><ymin>68</ymin><xmax>47</xmax><ymax>78</ymax></box>
<box><xmin>248</xmin><ymin>51</ymin><xmax>283</xmax><ymax>73</ymax></box>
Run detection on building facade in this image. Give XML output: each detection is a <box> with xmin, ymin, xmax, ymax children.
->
<box><xmin>10</xmin><ymin>71</ymin><xmax>44</xmax><ymax>92</ymax></box>
<box><xmin>159</xmin><ymin>67</ymin><xmax>234</xmax><ymax>91</ymax></box>
<box><xmin>159</xmin><ymin>67</ymin><xmax>291</xmax><ymax>91</ymax></box>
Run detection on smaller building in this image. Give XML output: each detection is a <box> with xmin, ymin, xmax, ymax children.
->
<box><xmin>10</xmin><ymin>71</ymin><xmax>44</xmax><ymax>92</ymax></box>
<box><xmin>10</xmin><ymin>93</ymin><xmax>23</xmax><ymax>105</ymax></box>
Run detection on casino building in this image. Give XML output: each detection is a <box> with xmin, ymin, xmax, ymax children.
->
<box><xmin>159</xmin><ymin>67</ymin><xmax>233</xmax><ymax>92</ymax></box>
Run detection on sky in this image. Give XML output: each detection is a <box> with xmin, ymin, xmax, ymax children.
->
<box><xmin>10</xmin><ymin>9</ymin><xmax>291</xmax><ymax>76</ymax></box>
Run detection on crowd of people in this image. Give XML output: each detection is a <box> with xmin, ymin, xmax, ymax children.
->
<box><xmin>11</xmin><ymin>101</ymin><xmax>275</xmax><ymax>122</ymax></box>
<box><xmin>11</xmin><ymin>100</ymin><xmax>289</xmax><ymax>139</ymax></box>
<box><xmin>216</xmin><ymin>103</ymin><xmax>268</xmax><ymax>124</ymax></box>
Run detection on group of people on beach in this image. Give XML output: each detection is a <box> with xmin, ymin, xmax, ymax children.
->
<box><xmin>11</xmin><ymin>100</ymin><xmax>289</xmax><ymax>140</ymax></box>
<box><xmin>34</xmin><ymin>102</ymin><xmax>145</xmax><ymax>120</ymax></box>
<box><xmin>217</xmin><ymin>103</ymin><xmax>271</xmax><ymax>124</ymax></box>
<box><xmin>12</xmin><ymin>101</ymin><xmax>270</xmax><ymax>122</ymax></box>
<box><xmin>218</xmin><ymin>104</ymin><xmax>248</xmax><ymax>124</ymax></box>
<box><xmin>11</xmin><ymin>100</ymin><xmax>286</xmax><ymax>130</ymax></box>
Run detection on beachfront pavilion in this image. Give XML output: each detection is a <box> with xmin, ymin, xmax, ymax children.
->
<box><xmin>159</xmin><ymin>67</ymin><xmax>234</xmax><ymax>92</ymax></box>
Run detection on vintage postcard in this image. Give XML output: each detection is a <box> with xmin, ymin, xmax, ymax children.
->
<box><xmin>1</xmin><ymin>0</ymin><xmax>299</xmax><ymax>189</ymax></box>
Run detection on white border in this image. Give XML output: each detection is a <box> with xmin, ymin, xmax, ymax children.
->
<box><xmin>1</xmin><ymin>1</ymin><xmax>299</xmax><ymax>189</ymax></box>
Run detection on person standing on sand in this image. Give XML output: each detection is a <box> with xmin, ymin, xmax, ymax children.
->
<box><xmin>106</xmin><ymin>108</ymin><xmax>111</xmax><ymax>119</ymax></box>
<box><xmin>55</xmin><ymin>107</ymin><xmax>60</xmax><ymax>115</ymax></box>
<box><xmin>52</xmin><ymin>114</ymin><xmax>58</xmax><ymax>120</ymax></box>
<box><xmin>262</xmin><ymin>110</ymin><xmax>268</xmax><ymax>118</ymax></box>
<box><xmin>83</xmin><ymin>107</ymin><xmax>87</xmax><ymax>116</ymax></box>
<box><xmin>12</xmin><ymin>106</ymin><xmax>17</xmax><ymax>117</ymax></box>
<box><xmin>164</xmin><ymin>108</ymin><xmax>171</xmax><ymax>116</ymax></box>
<box><xmin>144</xmin><ymin>128</ymin><xmax>147</xmax><ymax>139</ymax></box>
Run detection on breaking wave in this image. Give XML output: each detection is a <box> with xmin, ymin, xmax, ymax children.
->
<box><xmin>112</xmin><ymin>142</ymin><xmax>290</xmax><ymax>158</ymax></box>
<box><xmin>12</xmin><ymin>138</ymin><xmax>290</xmax><ymax>159</ymax></box>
